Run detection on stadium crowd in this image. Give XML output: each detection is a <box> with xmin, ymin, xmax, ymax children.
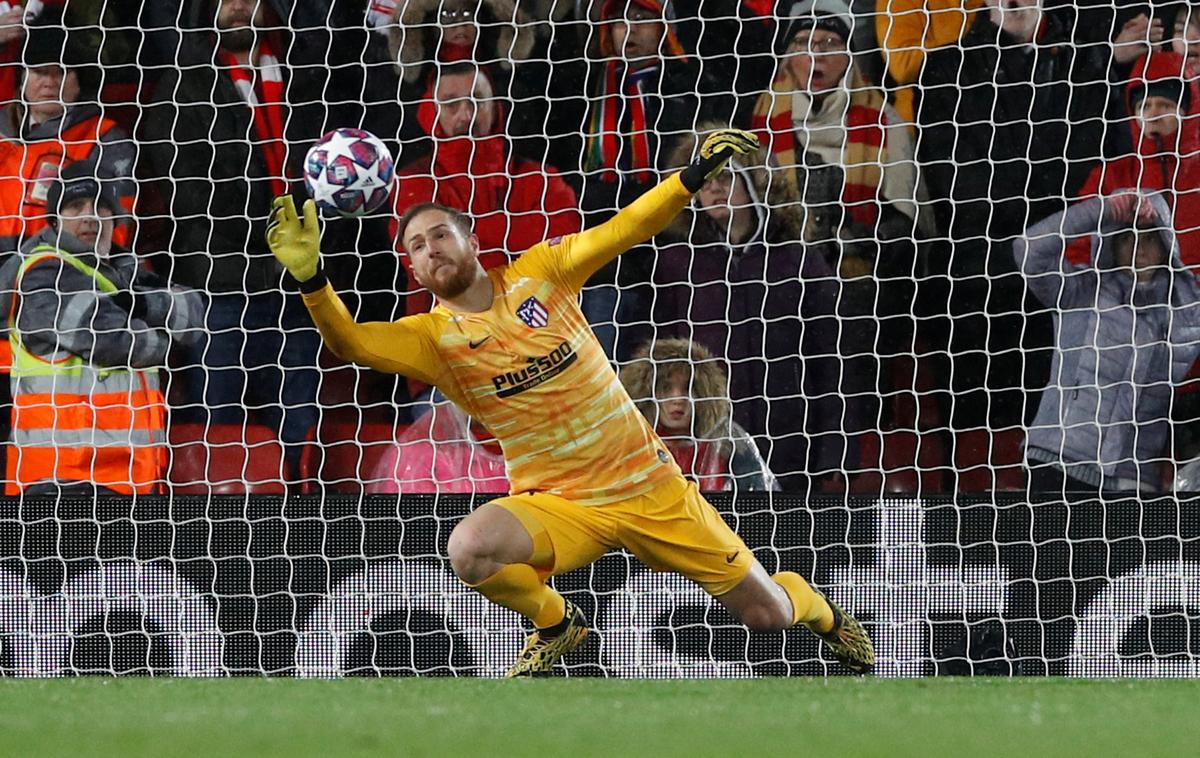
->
<box><xmin>0</xmin><ymin>0</ymin><xmax>1198</xmax><ymax>496</ymax></box>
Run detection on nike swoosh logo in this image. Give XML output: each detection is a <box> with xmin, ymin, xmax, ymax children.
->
<box><xmin>725</xmin><ymin>551</ymin><xmax>739</xmax><ymax>564</ymax></box>
<box><xmin>468</xmin><ymin>336</ymin><xmax>492</xmax><ymax>349</ymax></box>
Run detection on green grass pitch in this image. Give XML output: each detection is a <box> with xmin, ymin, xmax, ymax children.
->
<box><xmin>1</xmin><ymin>678</ymin><xmax>1196</xmax><ymax>757</ymax></box>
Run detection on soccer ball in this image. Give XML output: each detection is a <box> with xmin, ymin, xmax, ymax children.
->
<box><xmin>303</xmin><ymin>128</ymin><xmax>395</xmax><ymax>217</ymax></box>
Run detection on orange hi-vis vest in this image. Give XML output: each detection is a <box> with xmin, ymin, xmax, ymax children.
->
<box><xmin>5</xmin><ymin>244</ymin><xmax>167</xmax><ymax>494</ymax></box>
<box><xmin>0</xmin><ymin>114</ymin><xmax>131</xmax><ymax>250</ymax></box>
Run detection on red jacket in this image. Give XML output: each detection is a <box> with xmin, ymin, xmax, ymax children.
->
<box><xmin>1074</xmin><ymin>52</ymin><xmax>1200</xmax><ymax>265</ymax></box>
<box><xmin>390</xmin><ymin>90</ymin><xmax>582</xmax><ymax>316</ymax></box>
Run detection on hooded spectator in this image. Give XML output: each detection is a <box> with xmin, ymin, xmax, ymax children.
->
<box><xmin>391</xmin><ymin>61</ymin><xmax>581</xmax><ymax>318</ymax></box>
<box><xmin>651</xmin><ymin>126</ymin><xmax>868</xmax><ymax>490</ymax></box>
<box><xmin>619</xmin><ymin>338</ymin><xmax>778</xmax><ymax>492</ymax></box>
<box><xmin>0</xmin><ymin>163</ymin><xmax>202</xmax><ymax>495</ymax></box>
<box><xmin>1076</xmin><ymin>51</ymin><xmax>1200</xmax><ymax>266</ymax></box>
<box><xmin>1016</xmin><ymin>192</ymin><xmax>1200</xmax><ymax>494</ymax></box>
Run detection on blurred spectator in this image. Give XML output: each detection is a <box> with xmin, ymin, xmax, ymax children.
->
<box><xmin>0</xmin><ymin>1</ymin><xmax>28</xmax><ymax>105</ymax></box>
<box><xmin>388</xmin><ymin>0</ymin><xmax>560</xmax><ymax>140</ymax></box>
<box><xmin>876</xmin><ymin>0</ymin><xmax>985</xmax><ymax>123</ymax></box>
<box><xmin>1077</xmin><ymin>52</ymin><xmax>1200</xmax><ymax>265</ymax></box>
<box><xmin>0</xmin><ymin>164</ymin><xmax>202</xmax><ymax>495</ymax></box>
<box><xmin>619</xmin><ymin>338</ymin><xmax>778</xmax><ymax>492</ymax></box>
<box><xmin>0</xmin><ymin>24</ymin><xmax>135</xmax><ymax>253</ymax></box>
<box><xmin>916</xmin><ymin>0</ymin><xmax>1110</xmax><ymax>430</ymax></box>
<box><xmin>652</xmin><ymin>127</ymin><xmax>864</xmax><ymax>491</ymax></box>
<box><xmin>1016</xmin><ymin>192</ymin><xmax>1200</xmax><ymax>495</ymax></box>
<box><xmin>753</xmin><ymin>0</ymin><xmax>918</xmax><ymax>268</ymax></box>
<box><xmin>140</xmin><ymin>0</ymin><xmax>322</xmax><ymax>476</ymax></box>
<box><xmin>1166</xmin><ymin>3</ymin><xmax>1200</xmax><ymax>76</ymax></box>
<box><xmin>367</xmin><ymin>401</ymin><xmax>508</xmax><ymax>494</ymax></box>
<box><xmin>391</xmin><ymin>61</ymin><xmax>581</xmax><ymax>318</ymax></box>
<box><xmin>548</xmin><ymin>0</ymin><xmax>728</xmax><ymax>357</ymax></box>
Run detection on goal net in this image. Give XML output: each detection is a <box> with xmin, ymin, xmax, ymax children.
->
<box><xmin>0</xmin><ymin>0</ymin><xmax>1197</xmax><ymax>677</ymax></box>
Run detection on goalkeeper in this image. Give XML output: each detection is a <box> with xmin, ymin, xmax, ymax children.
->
<box><xmin>268</xmin><ymin>128</ymin><xmax>874</xmax><ymax>676</ymax></box>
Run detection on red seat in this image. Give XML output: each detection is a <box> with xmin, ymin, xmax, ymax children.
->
<box><xmin>851</xmin><ymin>431</ymin><xmax>948</xmax><ymax>494</ymax></box>
<box><xmin>310</xmin><ymin>409</ymin><xmax>405</xmax><ymax>491</ymax></box>
<box><xmin>168</xmin><ymin>423</ymin><xmax>287</xmax><ymax>494</ymax></box>
<box><xmin>954</xmin><ymin>429</ymin><xmax>1026</xmax><ymax>492</ymax></box>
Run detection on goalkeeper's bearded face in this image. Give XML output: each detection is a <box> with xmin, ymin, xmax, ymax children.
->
<box><xmin>403</xmin><ymin>207</ymin><xmax>483</xmax><ymax>300</ymax></box>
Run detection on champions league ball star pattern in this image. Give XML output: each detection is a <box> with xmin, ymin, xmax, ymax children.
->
<box><xmin>303</xmin><ymin>128</ymin><xmax>395</xmax><ymax>217</ymax></box>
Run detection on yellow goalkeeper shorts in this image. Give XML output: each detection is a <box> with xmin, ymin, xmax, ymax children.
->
<box><xmin>491</xmin><ymin>475</ymin><xmax>754</xmax><ymax>596</ymax></box>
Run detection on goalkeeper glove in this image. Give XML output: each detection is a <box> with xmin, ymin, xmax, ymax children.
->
<box><xmin>680</xmin><ymin>128</ymin><xmax>761</xmax><ymax>192</ymax></box>
<box><xmin>267</xmin><ymin>195</ymin><xmax>321</xmax><ymax>283</ymax></box>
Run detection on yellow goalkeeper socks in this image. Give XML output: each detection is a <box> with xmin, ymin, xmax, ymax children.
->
<box><xmin>470</xmin><ymin>563</ymin><xmax>567</xmax><ymax>629</ymax></box>
<box><xmin>773</xmin><ymin>572</ymin><xmax>835</xmax><ymax>634</ymax></box>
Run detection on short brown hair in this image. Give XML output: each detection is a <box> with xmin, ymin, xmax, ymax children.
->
<box><xmin>396</xmin><ymin>202</ymin><xmax>474</xmax><ymax>250</ymax></box>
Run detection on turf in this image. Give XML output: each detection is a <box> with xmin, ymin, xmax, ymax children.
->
<box><xmin>0</xmin><ymin>678</ymin><xmax>1195</xmax><ymax>758</ymax></box>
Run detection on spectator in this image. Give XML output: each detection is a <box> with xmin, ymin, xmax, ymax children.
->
<box><xmin>1166</xmin><ymin>3</ymin><xmax>1200</xmax><ymax>77</ymax></box>
<box><xmin>652</xmin><ymin>127</ymin><xmax>864</xmax><ymax>491</ymax></box>
<box><xmin>619</xmin><ymin>338</ymin><xmax>778</xmax><ymax>492</ymax></box>
<box><xmin>367</xmin><ymin>400</ymin><xmax>508</xmax><ymax>494</ymax></box>
<box><xmin>1076</xmin><ymin>52</ymin><xmax>1200</xmax><ymax>265</ymax></box>
<box><xmin>391</xmin><ymin>61</ymin><xmax>581</xmax><ymax>318</ymax></box>
<box><xmin>387</xmin><ymin>0</ymin><xmax>562</xmax><ymax>145</ymax></box>
<box><xmin>141</xmin><ymin>0</ymin><xmax>322</xmax><ymax>476</ymax></box>
<box><xmin>916</xmin><ymin>0</ymin><xmax>1110</xmax><ymax>430</ymax></box>
<box><xmin>0</xmin><ymin>23</ymin><xmax>135</xmax><ymax>253</ymax></box>
<box><xmin>1016</xmin><ymin>192</ymin><xmax>1200</xmax><ymax>495</ymax></box>
<box><xmin>752</xmin><ymin>0</ymin><xmax>919</xmax><ymax>269</ymax></box>
<box><xmin>0</xmin><ymin>2</ymin><xmax>28</xmax><ymax>106</ymax></box>
<box><xmin>876</xmin><ymin>0</ymin><xmax>986</xmax><ymax>123</ymax></box>
<box><xmin>0</xmin><ymin>164</ymin><xmax>202</xmax><ymax>495</ymax></box>
<box><xmin>549</xmin><ymin>0</ymin><xmax>723</xmax><ymax>356</ymax></box>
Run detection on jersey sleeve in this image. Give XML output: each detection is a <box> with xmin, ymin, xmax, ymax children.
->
<box><xmin>301</xmin><ymin>281</ymin><xmax>442</xmax><ymax>385</ymax></box>
<box><xmin>512</xmin><ymin>172</ymin><xmax>694</xmax><ymax>292</ymax></box>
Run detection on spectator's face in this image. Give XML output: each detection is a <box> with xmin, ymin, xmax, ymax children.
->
<box><xmin>217</xmin><ymin>0</ymin><xmax>263</xmax><ymax>52</ymax></box>
<box><xmin>784</xmin><ymin>28</ymin><xmax>850</xmax><ymax>94</ymax></box>
<box><xmin>404</xmin><ymin>209</ymin><xmax>481</xmax><ymax>299</ymax></box>
<box><xmin>697</xmin><ymin>172</ymin><xmax>752</xmax><ymax>226</ymax></box>
<box><xmin>987</xmin><ymin>0</ymin><xmax>1042</xmax><ymax>42</ymax></box>
<box><xmin>656</xmin><ymin>372</ymin><xmax>694</xmax><ymax>434</ymax></box>
<box><xmin>439</xmin><ymin>4</ymin><xmax>479</xmax><ymax>49</ymax></box>
<box><xmin>59</xmin><ymin>198</ymin><xmax>115</xmax><ymax>258</ymax></box>
<box><xmin>23</xmin><ymin>65</ymin><xmax>79</xmax><ymax>117</ymax></box>
<box><xmin>1172</xmin><ymin>18</ymin><xmax>1200</xmax><ymax>76</ymax></box>
<box><xmin>435</xmin><ymin>72</ymin><xmax>496</xmax><ymax>137</ymax></box>
<box><xmin>610</xmin><ymin>5</ymin><xmax>667</xmax><ymax>68</ymax></box>
<box><xmin>1115</xmin><ymin>231</ymin><xmax>1168</xmax><ymax>283</ymax></box>
<box><xmin>1138</xmin><ymin>95</ymin><xmax>1182</xmax><ymax>141</ymax></box>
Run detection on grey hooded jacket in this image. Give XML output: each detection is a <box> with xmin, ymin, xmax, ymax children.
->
<box><xmin>1014</xmin><ymin>194</ymin><xmax>1200</xmax><ymax>491</ymax></box>
<box><xmin>0</xmin><ymin>227</ymin><xmax>204</xmax><ymax>368</ymax></box>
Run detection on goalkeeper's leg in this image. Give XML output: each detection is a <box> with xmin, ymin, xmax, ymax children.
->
<box><xmin>717</xmin><ymin>563</ymin><xmax>875</xmax><ymax>674</ymax></box>
<box><xmin>447</xmin><ymin>499</ymin><xmax>602</xmax><ymax>677</ymax></box>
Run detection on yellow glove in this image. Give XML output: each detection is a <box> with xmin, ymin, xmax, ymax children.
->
<box><xmin>681</xmin><ymin>128</ymin><xmax>762</xmax><ymax>191</ymax></box>
<box><xmin>267</xmin><ymin>195</ymin><xmax>321</xmax><ymax>283</ymax></box>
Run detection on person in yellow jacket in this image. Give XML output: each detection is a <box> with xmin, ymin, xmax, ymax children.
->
<box><xmin>2</xmin><ymin>163</ymin><xmax>203</xmax><ymax>495</ymax></box>
<box><xmin>268</xmin><ymin>127</ymin><xmax>875</xmax><ymax>677</ymax></box>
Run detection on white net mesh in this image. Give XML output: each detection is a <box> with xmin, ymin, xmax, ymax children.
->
<box><xmin>0</xmin><ymin>0</ymin><xmax>1197</xmax><ymax>677</ymax></box>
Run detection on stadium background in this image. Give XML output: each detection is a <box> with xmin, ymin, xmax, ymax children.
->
<box><xmin>0</xmin><ymin>0</ymin><xmax>1199</xmax><ymax>681</ymax></box>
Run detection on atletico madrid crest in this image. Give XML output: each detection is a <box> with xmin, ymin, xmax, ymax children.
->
<box><xmin>517</xmin><ymin>296</ymin><xmax>549</xmax><ymax>328</ymax></box>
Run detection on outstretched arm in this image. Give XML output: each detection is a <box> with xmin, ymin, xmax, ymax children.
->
<box><xmin>517</xmin><ymin>129</ymin><xmax>761</xmax><ymax>292</ymax></box>
<box><xmin>268</xmin><ymin>195</ymin><xmax>442</xmax><ymax>384</ymax></box>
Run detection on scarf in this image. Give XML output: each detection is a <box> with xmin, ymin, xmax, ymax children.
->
<box><xmin>751</xmin><ymin>64</ymin><xmax>889</xmax><ymax>230</ymax></box>
<box><xmin>218</xmin><ymin>39</ymin><xmax>288</xmax><ymax>197</ymax></box>
<box><xmin>583</xmin><ymin>61</ymin><xmax>658</xmax><ymax>183</ymax></box>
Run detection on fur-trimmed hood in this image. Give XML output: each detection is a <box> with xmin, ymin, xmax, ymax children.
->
<box><xmin>389</xmin><ymin>0</ymin><xmax>564</xmax><ymax>83</ymax></box>
<box><xmin>663</xmin><ymin>120</ymin><xmax>805</xmax><ymax>244</ymax></box>
<box><xmin>619</xmin><ymin>338</ymin><xmax>732</xmax><ymax>440</ymax></box>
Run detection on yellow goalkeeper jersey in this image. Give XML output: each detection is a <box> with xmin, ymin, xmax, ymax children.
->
<box><xmin>302</xmin><ymin>173</ymin><xmax>694</xmax><ymax>505</ymax></box>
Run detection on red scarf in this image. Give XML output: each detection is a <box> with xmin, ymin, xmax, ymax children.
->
<box><xmin>584</xmin><ymin>61</ymin><xmax>655</xmax><ymax>183</ymax></box>
<box><xmin>218</xmin><ymin>41</ymin><xmax>288</xmax><ymax>197</ymax></box>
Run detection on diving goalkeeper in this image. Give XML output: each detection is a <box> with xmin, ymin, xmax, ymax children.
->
<box><xmin>267</xmin><ymin>128</ymin><xmax>875</xmax><ymax>676</ymax></box>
